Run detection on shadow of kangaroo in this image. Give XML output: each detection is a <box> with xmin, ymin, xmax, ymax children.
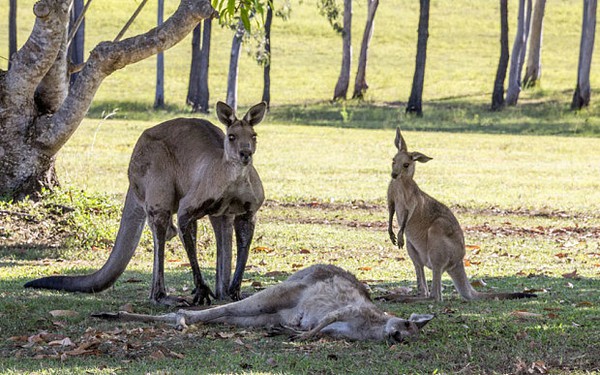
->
<box><xmin>25</xmin><ymin>101</ymin><xmax>268</xmax><ymax>306</ymax></box>
<box><xmin>387</xmin><ymin>128</ymin><xmax>537</xmax><ymax>302</ymax></box>
<box><xmin>93</xmin><ymin>264</ymin><xmax>435</xmax><ymax>344</ymax></box>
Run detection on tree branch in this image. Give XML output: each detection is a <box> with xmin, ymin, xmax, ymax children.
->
<box><xmin>35</xmin><ymin>0</ymin><xmax>217</xmax><ymax>155</ymax></box>
<box><xmin>5</xmin><ymin>0</ymin><xmax>72</xmax><ymax>108</ymax></box>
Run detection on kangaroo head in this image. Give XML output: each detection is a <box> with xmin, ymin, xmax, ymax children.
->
<box><xmin>391</xmin><ymin>127</ymin><xmax>432</xmax><ymax>179</ymax></box>
<box><xmin>216</xmin><ymin>101</ymin><xmax>268</xmax><ymax>165</ymax></box>
<box><xmin>384</xmin><ymin>313</ymin><xmax>434</xmax><ymax>345</ymax></box>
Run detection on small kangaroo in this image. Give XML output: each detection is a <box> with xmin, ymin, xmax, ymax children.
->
<box><xmin>25</xmin><ymin>101</ymin><xmax>267</xmax><ymax>306</ymax></box>
<box><xmin>93</xmin><ymin>264</ymin><xmax>435</xmax><ymax>344</ymax></box>
<box><xmin>387</xmin><ymin>128</ymin><xmax>536</xmax><ymax>302</ymax></box>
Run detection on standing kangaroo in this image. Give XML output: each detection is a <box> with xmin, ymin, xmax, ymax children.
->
<box><xmin>25</xmin><ymin>101</ymin><xmax>267</xmax><ymax>306</ymax></box>
<box><xmin>387</xmin><ymin>128</ymin><xmax>536</xmax><ymax>302</ymax></box>
<box><xmin>93</xmin><ymin>264</ymin><xmax>435</xmax><ymax>344</ymax></box>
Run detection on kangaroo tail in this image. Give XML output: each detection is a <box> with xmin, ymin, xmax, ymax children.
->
<box><xmin>24</xmin><ymin>188</ymin><xmax>146</xmax><ymax>293</ymax></box>
<box><xmin>446</xmin><ymin>265</ymin><xmax>537</xmax><ymax>301</ymax></box>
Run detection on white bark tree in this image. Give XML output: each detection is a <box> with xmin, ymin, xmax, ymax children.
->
<box><xmin>522</xmin><ymin>0</ymin><xmax>546</xmax><ymax>88</ymax></box>
<box><xmin>572</xmin><ymin>0</ymin><xmax>597</xmax><ymax>110</ymax></box>
<box><xmin>0</xmin><ymin>0</ymin><xmax>216</xmax><ymax>200</ymax></box>
<box><xmin>154</xmin><ymin>0</ymin><xmax>166</xmax><ymax>109</ymax></box>
<box><xmin>352</xmin><ymin>0</ymin><xmax>379</xmax><ymax>99</ymax></box>
<box><xmin>505</xmin><ymin>0</ymin><xmax>531</xmax><ymax>106</ymax></box>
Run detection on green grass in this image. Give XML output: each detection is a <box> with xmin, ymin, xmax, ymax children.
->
<box><xmin>1</xmin><ymin>0</ymin><xmax>600</xmax><ymax>373</ymax></box>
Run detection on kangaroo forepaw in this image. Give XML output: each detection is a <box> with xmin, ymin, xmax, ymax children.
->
<box><xmin>192</xmin><ymin>285</ymin><xmax>215</xmax><ymax>306</ymax></box>
<box><xmin>154</xmin><ymin>295</ymin><xmax>192</xmax><ymax>307</ymax></box>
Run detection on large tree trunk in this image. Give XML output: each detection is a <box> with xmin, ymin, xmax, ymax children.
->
<box><xmin>0</xmin><ymin>0</ymin><xmax>216</xmax><ymax>200</ymax></box>
<box><xmin>491</xmin><ymin>0</ymin><xmax>509</xmax><ymax>111</ymax></box>
<box><xmin>262</xmin><ymin>4</ymin><xmax>273</xmax><ymax>108</ymax></box>
<box><xmin>226</xmin><ymin>22</ymin><xmax>245</xmax><ymax>111</ymax></box>
<box><xmin>572</xmin><ymin>0</ymin><xmax>597</xmax><ymax>110</ymax></box>
<box><xmin>406</xmin><ymin>0</ymin><xmax>430</xmax><ymax>117</ymax></box>
<box><xmin>522</xmin><ymin>0</ymin><xmax>546</xmax><ymax>88</ymax></box>
<box><xmin>352</xmin><ymin>0</ymin><xmax>379</xmax><ymax>99</ymax></box>
<box><xmin>68</xmin><ymin>0</ymin><xmax>85</xmax><ymax>85</ymax></box>
<box><xmin>505</xmin><ymin>0</ymin><xmax>530</xmax><ymax>106</ymax></box>
<box><xmin>333</xmin><ymin>0</ymin><xmax>352</xmax><ymax>101</ymax></box>
<box><xmin>9</xmin><ymin>0</ymin><xmax>18</xmax><ymax>69</ymax></box>
<box><xmin>154</xmin><ymin>0</ymin><xmax>165</xmax><ymax>109</ymax></box>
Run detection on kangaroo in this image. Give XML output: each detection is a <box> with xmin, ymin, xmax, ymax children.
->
<box><xmin>387</xmin><ymin>128</ymin><xmax>536</xmax><ymax>302</ymax></box>
<box><xmin>93</xmin><ymin>264</ymin><xmax>435</xmax><ymax>344</ymax></box>
<box><xmin>25</xmin><ymin>101</ymin><xmax>268</xmax><ymax>306</ymax></box>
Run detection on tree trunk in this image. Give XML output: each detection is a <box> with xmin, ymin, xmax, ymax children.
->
<box><xmin>352</xmin><ymin>0</ymin><xmax>379</xmax><ymax>99</ymax></box>
<box><xmin>0</xmin><ymin>0</ymin><xmax>216</xmax><ymax>200</ymax></box>
<box><xmin>572</xmin><ymin>0</ymin><xmax>597</xmax><ymax>110</ymax></box>
<box><xmin>197</xmin><ymin>19</ymin><xmax>211</xmax><ymax>113</ymax></box>
<box><xmin>491</xmin><ymin>0</ymin><xmax>509</xmax><ymax>111</ymax></box>
<box><xmin>333</xmin><ymin>0</ymin><xmax>352</xmax><ymax>101</ymax></box>
<box><xmin>522</xmin><ymin>0</ymin><xmax>546</xmax><ymax>88</ymax></box>
<box><xmin>505</xmin><ymin>0</ymin><xmax>530</xmax><ymax>106</ymax></box>
<box><xmin>9</xmin><ymin>0</ymin><xmax>18</xmax><ymax>69</ymax></box>
<box><xmin>406</xmin><ymin>0</ymin><xmax>430</xmax><ymax>117</ymax></box>
<box><xmin>68</xmin><ymin>0</ymin><xmax>85</xmax><ymax>85</ymax></box>
<box><xmin>187</xmin><ymin>23</ymin><xmax>202</xmax><ymax>109</ymax></box>
<box><xmin>262</xmin><ymin>4</ymin><xmax>273</xmax><ymax>108</ymax></box>
<box><xmin>226</xmin><ymin>22</ymin><xmax>245</xmax><ymax>111</ymax></box>
<box><xmin>154</xmin><ymin>0</ymin><xmax>165</xmax><ymax>109</ymax></box>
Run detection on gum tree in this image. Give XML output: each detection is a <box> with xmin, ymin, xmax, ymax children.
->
<box><xmin>0</xmin><ymin>0</ymin><xmax>216</xmax><ymax>200</ymax></box>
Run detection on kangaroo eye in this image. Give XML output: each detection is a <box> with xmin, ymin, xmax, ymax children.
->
<box><xmin>403</xmin><ymin>163</ymin><xmax>410</xmax><ymax>168</ymax></box>
<box><xmin>228</xmin><ymin>134</ymin><xmax>236</xmax><ymax>141</ymax></box>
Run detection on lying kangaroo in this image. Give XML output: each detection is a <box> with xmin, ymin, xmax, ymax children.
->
<box><xmin>25</xmin><ymin>101</ymin><xmax>267</xmax><ymax>306</ymax></box>
<box><xmin>387</xmin><ymin>128</ymin><xmax>536</xmax><ymax>302</ymax></box>
<box><xmin>93</xmin><ymin>264</ymin><xmax>435</xmax><ymax>343</ymax></box>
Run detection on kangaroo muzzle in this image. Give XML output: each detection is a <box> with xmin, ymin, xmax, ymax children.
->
<box><xmin>240</xmin><ymin>150</ymin><xmax>252</xmax><ymax>165</ymax></box>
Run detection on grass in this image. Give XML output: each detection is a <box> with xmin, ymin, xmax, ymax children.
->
<box><xmin>1</xmin><ymin>0</ymin><xmax>600</xmax><ymax>373</ymax></box>
<box><xmin>1</xmin><ymin>121</ymin><xmax>599</xmax><ymax>373</ymax></box>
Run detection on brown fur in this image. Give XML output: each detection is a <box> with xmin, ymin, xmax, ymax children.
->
<box><xmin>387</xmin><ymin>128</ymin><xmax>536</xmax><ymax>302</ymax></box>
<box><xmin>93</xmin><ymin>264</ymin><xmax>434</xmax><ymax>343</ymax></box>
<box><xmin>25</xmin><ymin>102</ymin><xmax>268</xmax><ymax>306</ymax></box>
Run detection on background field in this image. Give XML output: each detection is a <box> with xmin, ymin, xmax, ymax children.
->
<box><xmin>1</xmin><ymin>0</ymin><xmax>600</xmax><ymax>374</ymax></box>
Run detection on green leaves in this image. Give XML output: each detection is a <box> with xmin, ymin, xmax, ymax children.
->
<box><xmin>212</xmin><ymin>0</ymin><xmax>271</xmax><ymax>31</ymax></box>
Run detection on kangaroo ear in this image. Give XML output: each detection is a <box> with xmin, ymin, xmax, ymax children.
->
<box><xmin>394</xmin><ymin>127</ymin><xmax>407</xmax><ymax>151</ymax></box>
<box><xmin>409</xmin><ymin>313</ymin><xmax>435</xmax><ymax>329</ymax></box>
<box><xmin>216</xmin><ymin>101</ymin><xmax>236</xmax><ymax>127</ymax></box>
<box><xmin>243</xmin><ymin>102</ymin><xmax>268</xmax><ymax>126</ymax></box>
<box><xmin>412</xmin><ymin>152</ymin><xmax>432</xmax><ymax>163</ymax></box>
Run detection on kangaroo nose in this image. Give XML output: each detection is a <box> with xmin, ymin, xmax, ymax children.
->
<box><xmin>240</xmin><ymin>150</ymin><xmax>252</xmax><ymax>164</ymax></box>
<box><xmin>391</xmin><ymin>172</ymin><xmax>398</xmax><ymax>179</ymax></box>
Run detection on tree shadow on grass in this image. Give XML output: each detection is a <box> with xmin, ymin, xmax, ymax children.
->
<box><xmin>88</xmin><ymin>95</ymin><xmax>600</xmax><ymax>137</ymax></box>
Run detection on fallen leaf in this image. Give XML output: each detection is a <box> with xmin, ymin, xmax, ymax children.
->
<box><xmin>49</xmin><ymin>310</ymin><xmax>79</xmax><ymax>318</ymax></box>
<box><xmin>167</xmin><ymin>259</ymin><xmax>182</xmax><ymax>263</ymax></box>
<box><xmin>562</xmin><ymin>270</ymin><xmax>579</xmax><ymax>279</ymax></box>
<box><xmin>576</xmin><ymin>301</ymin><xmax>593</xmax><ymax>307</ymax></box>
<box><xmin>252</xmin><ymin>246</ymin><xmax>274</xmax><ymax>253</ymax></box>
<box><xmin>299</xmin><ymin>248</ymin><xmax>311</xmax><ymax>254</ymax></box>
<box><xmin>48</xmin><ymin>337</ymin><xmax>74</xmax><ymax>347</ymax></box>
<box><xmin>292</xmin><ymin>263</ymin><xmax>303</xmax><ymax>269</ymax></box>
<box><xmin>251</xmin><ymin>281</ymin><xmax>262</xmax><ymax>288</ymax></box>
<box><xmin>554</xmin><ymin>252</ymin><xmax>569</xmax><ymax>259</ymax></box>
<box><xmin>125</xmin><ymin>278</ymin><xmax>142</xmax><ymax>283</ymax></box>
<box><xmin>150</xmin><ymin>350</ymin><xmax>166</xmax><ymax>360</ymax></box>
<box><xmin>464</xmin><ymin>259</ymin><xmax>471</xmax><ymax>267</ymax></box>
<box><xmin>358</xmin><ymin>266</ymin><xmax>372</xmax><ymax>271</ymax></box>
<box><xmin>177</xmin><ymin>263</ymin><xmax>191</xmax><ymax>268</ymax></box>
<box><xmin>471</xmin><ymin>279</ymin><xmax>487</xmax><ymax>288</ymax></box>
<box><xmin>547</xmin><ymin>313</ymin><xmax>560</xmax><ymax>319</ymax></box>
<box><xmin>466</xmin><ymin>245</ymin><xmax>480</xmax><ymax>252</ymax></box>
<box><xmin>530</xmin><ymin>360</ymin><xmax>548</xmax><ymax>374</ymax></box>
<box><xmin>266</xmin><ymin>357</ymin><xmax>277</xmax><ymax>367</ymax></box>
<box><xmin>216</xmin><ymin>332</ymin><xmax>235</xmax><ymax>339</ymax></box>
<box><xmin>119</xmin><ymin>303</ymin><xmax>134</xmax><ymax>313</ymax></box>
